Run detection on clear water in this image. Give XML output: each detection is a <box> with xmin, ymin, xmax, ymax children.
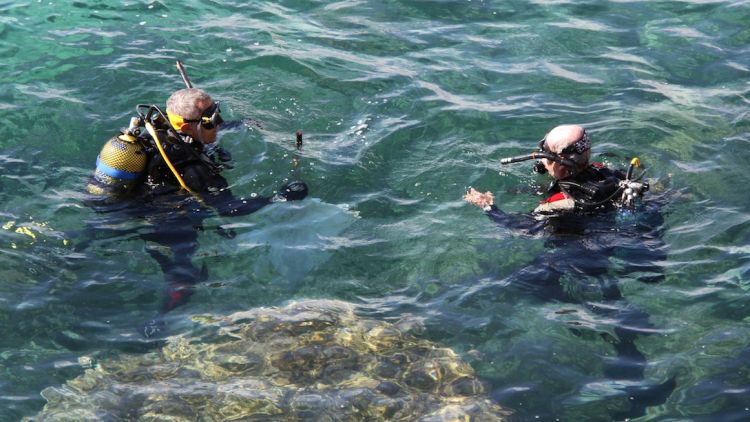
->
<box><xmin>2</xmin><ymin>0</ymin><xmax>750</xmax><ymax>420</ymax></box>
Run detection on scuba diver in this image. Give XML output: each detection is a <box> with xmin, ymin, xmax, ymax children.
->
<box><xmin>86</xmin><ymin>81</ymin><xmax>308</xmax><ymax>337</ymax></box>
<box><xmin>464</xmin><ymin>125</ymin><xmax>674</xmax><ymax>420</ymax></box>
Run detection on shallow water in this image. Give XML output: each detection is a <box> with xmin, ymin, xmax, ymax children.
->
<box><xmin>2</xmin><ymin>0</ymin><xmax>750</xmax><ymax>420</ymax></box>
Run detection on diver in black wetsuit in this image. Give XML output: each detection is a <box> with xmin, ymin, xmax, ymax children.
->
<box><xmin>86</xmin><ymin>87</ymin><xmax>307</xmax><ymax>336</ymax></box>
<box><xmin>465</xmin><ymin>125</ymin><xmax>673</xmax><ymax>420</ymax></box>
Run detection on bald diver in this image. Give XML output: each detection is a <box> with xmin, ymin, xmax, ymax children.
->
<box><xmin>464</xmin><ymin>125</ymin><xmax>674</xmax><ymax>420</ymax></box>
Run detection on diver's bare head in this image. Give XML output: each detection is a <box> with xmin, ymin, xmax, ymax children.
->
<box><xmin>541</xmin><ymin>124</ymin><xmax>591</xmax><ymax>179</ymax></box>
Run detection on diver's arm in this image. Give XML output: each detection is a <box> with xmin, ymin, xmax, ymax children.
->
<box><xmin>464</xmin><ymin>187</ymin><xmax>544</xmax><ymax>235</ymax></box>
<box><xmin>203</xmin><ymin>188</ymin><xmax>271</xmax><ymax>217</ymax></box>
<box><xmin>202</xmin><ymin>180</ymin><xmax>309</xmax><ymax>217</ymax></box>
<box><xmin>484</xmin><ymin>205</ymin><xmax>545</xmax><ymax>234</ymax></box>
<box><xmin>177</xmin><ymin>157</ymin><xmax>309</xmax><ymax>216</ymax></box>
<box><xmin>177</xmin><ymin>163</ymin><xmax>271</xmax><ymax>216</ymax></box>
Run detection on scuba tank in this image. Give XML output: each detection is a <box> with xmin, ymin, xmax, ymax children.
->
<box><xmin>86</xmin><ymin>102</ymin><xmax>224</xmax><ymax>197</ymax></box>
<box><xmin>87</xmin><ymin>117</ymin><xmax>148</xmax><ymax>196</ymax></box>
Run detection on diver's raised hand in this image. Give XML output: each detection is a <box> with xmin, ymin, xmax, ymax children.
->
<box><xmin>464</xmin><ymin>187</ymin><xmax>495</xmax><ymax>209</ymax></box>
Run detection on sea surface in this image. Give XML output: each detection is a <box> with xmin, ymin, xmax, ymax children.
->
<box><xmin>2</xmin><ymin>0</ymin><xmax>750</xmax><ymax>421</ymax></box>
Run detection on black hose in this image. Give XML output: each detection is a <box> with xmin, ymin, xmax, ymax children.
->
<box><xmin>558</xmin><ymin>180</ymin><xmax>625</xmax><ymax>209</ymax></box>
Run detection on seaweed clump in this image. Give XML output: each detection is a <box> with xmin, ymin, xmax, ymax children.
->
<box><xmin>28</xmin><ymin>300</ymin><xmax>510</xmax><ymax>421</ymax></box>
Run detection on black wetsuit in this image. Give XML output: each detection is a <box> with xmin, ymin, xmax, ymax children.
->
<box><xmin>86</xmin><ymin>129</ymin><xmax>307</xmax><ymax>323</ymax></box>
<box><xmin>142</xmin><ymin>131</ymin><xmax>273</xmax><ymax>212</ymax></box>
<box><xmin>484</xmin><ymin>163</ymin><xmax>673</xmax><ymax>420</ymax></box>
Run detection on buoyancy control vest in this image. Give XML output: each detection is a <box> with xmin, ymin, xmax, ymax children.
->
<box><xmin>534</xmin><ymin>164</ymin><xmax>625</xmax><ymax>214</ymax></box>
<box><xmin>145</xmin><ymin>130</ymin><xmax>225</xmax><ymax>193</ymax></box>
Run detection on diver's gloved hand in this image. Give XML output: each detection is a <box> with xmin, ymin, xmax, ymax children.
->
<box><xmin>271</xmin><ymin>181</ymin><xmax>308</xmax><ymax>202</ymax></box>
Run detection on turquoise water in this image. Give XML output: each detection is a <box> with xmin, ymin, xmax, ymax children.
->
<box><xmin>2</xmin><ymin>0</ymin><xmax>750</xmax><ymax>420</ymax></box>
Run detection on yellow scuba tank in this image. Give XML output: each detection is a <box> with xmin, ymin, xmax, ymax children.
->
<box><xmin>86</xmin><ymin>132</ymin><xmax>147</xmax><ymax>196</ymax></box>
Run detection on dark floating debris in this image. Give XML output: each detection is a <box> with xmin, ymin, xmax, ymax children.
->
<box><xmin>296</xmin><ymin>130</ymin><xmax>303</xmax><ymax>150</ymax></box>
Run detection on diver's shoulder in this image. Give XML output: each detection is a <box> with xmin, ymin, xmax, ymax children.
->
<box><xmin>585</xmin><ymin>163</ymin><xmax>625</xmax><ymax>179</ymax></box>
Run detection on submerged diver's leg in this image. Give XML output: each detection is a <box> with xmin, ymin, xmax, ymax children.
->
<box><xmin>619</xmin><ymin>243</ymin><xmax>667</xmax><ymax>284</ymax></box>
<box><xmin>82</xmin><ymin>201</ymin><xmax>209</xmax><ymax>337</ymax></box>
<box><xmin>611</xmin><ymin>377</ymin><xmax>676</xmax><ymax>421</ymax></box>
<box><xmin>593</xmin><ymin>279</ymin><xmax>649</xmax><ymax>381</ymax></box>
<box><xmin>140</xmin><ymin>220</ymin><xmax>207</xmax><ymax>338</ymax></box>
<box><xmin>517</xmin><ymin>247</ymin><xmax>673</xmax><ymax>419</ymax></box>
<box><xmin>592</xmin><ymin>276</ymin><xmax>675</xmax><ymax>420</ymax></box>
<box><xmin>145</xmin><ymin>247</ymin><xmax>206</xmax><ymax>313</ymax></box>
<box><xmin>595</xmin><ymin>274</ymin><xmax>648</xmax><ymax>380</ymax></box>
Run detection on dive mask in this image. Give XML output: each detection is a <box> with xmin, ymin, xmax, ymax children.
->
<box><xmin>539</xmin><ymin>129</ymin><xmax>590</xmax><ymax>155</ymax></box>
<box><xmin>538</xmin><ymin>129</ymin><xmax>590</xmax><ymax>168</ymax></box>
<box><xmin>170</xmin><ymin>102</ymin><xmax>224</xmax><ymax>130</ymax></box>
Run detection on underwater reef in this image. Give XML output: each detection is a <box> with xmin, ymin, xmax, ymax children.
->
<box><xmin>29</xmin><ymin>300</ymin><xmax>509</xmax><ymax>421</ymax></box>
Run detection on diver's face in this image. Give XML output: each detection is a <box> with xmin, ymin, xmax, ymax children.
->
<box><xmin>195</xmin><ymin>120</ymin><xmax>218</xmax><ymax>144</ymax></box>
<box><xmin>543</xmin><ymin>159</ymin><xmax>572</xmax><ymax>179</ymax></box>
<box><xmin>183</xmin><ymin>99</ymin><xmax>219</xmax><ymax>144</ymax></box>
<box><xmin>194</xmin><ymin>99</ymin><xmax>219</xmax><ymax>144</ymax></box>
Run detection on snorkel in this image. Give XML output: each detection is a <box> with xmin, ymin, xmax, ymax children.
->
<box><xmin>500</xmin><ymin>150</ymin><xmax>577</xmax><ymax>169</ymax></box>
<box><xmin>500</xmin><ymin>139</ymin><xmax>578</xmax><ymax>169</ymax></box>
<box><xmin>176</xmin><ymin>60</ymin><xmax>193</xmax><ymax>89</ymax></box>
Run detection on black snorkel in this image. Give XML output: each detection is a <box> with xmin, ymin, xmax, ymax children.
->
<box><xmin>176</xmin><ymin>60</ymin><xmax>193</xmax><ymax>89</ymax></box>
<box><xmin>500</xmin><ymin>150</ymin><xmax>577</xmax><ymax>169</ymax></box>
<box><xmin>501</xmin><ymin>138</ymin><xmax>579</xmax><ymax>170</ymax></box>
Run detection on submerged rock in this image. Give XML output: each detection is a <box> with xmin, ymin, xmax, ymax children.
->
<box><xmin>28</xmin><ymin>300</ymin><xmax>510</xmax><ymax>421</ymax></box>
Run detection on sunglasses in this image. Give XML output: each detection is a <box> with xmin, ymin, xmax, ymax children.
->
<box><xmin>183</xmin><ymin>102</ymin><xmax>224</xmax><ymax>130</ymax></box>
